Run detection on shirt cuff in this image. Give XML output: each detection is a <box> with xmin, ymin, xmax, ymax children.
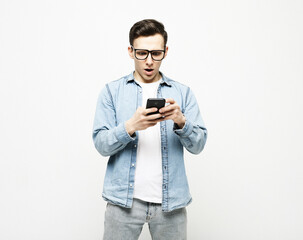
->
<box><xmin>114</xmin><ymin>122</ymin><xmax>136</xmax><ymax>144</ymax></box>
<box><xmin>173</xmin><ymin>120</ymin><xmax>193</xmax><ymax>137</ymax></box>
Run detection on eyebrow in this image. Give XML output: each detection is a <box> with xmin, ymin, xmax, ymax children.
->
<box><xmin>131</xmin><ymin>46</ymin><xmax>165</xmax><ymax>51</ymax></box>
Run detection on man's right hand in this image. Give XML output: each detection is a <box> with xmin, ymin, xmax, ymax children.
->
<box><xmin>125</xmin><ymin>107</ymin><xmax>164</xmax><ymax>136</ymax></box>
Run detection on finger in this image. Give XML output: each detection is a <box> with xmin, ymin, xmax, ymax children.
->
<box><xmin>165</xmin><ymin>98</ymin><xmax>175</xmax><ymax>104</ymax></box>
<box><xmin>145</xmin><ymin>107</ymin><xmax>158</xmax><ymax>115</ymax></box>
<box><xmin>159</xmin><ymin>104</ymin><xmax>175</xmax><ymax>114</ymax></box>
<box><xmin>147</xmin><ymin>113</ymin><xmax>163</xmax><ymax>120</ymax></box>
<box><xmin>148</xmin><ymin>117</ymin><xmax>165</xmax><ymax>124</ymax></box>
<box><xmin>161</xmin><ymin>112</ymin><xmax>173</xmax><ymax>120</ymax></box>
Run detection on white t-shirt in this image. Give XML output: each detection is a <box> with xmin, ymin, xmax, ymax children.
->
<box><xmin>133</xmin><ymin>79</ymin><xmax>163</xmax><ymax>203</ymax></box>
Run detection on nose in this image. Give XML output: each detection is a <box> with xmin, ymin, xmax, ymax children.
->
<box><xmin>146</xmin><ymin>52</ymin><xmax>154</xmax><ymax>64</ymax></box>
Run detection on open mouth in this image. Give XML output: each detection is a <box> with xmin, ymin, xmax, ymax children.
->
<box><xmin>144</xmin><ymin>68</ymin><xmax>154</xmax><ymax>76</ymax></box>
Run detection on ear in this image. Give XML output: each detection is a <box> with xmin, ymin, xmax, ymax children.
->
<box><xmin>164</xmin><ymin>46</ymin><xmax>168</xmax><ymax>58</ymax></box>
<box><xmin>128</xmin><ymin>46</ymin><xmax>134</xmax><ymax>59</ymax></box>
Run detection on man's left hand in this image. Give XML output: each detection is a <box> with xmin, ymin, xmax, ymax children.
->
<box><xmin>159</xmin><ymin>98</ymin><xmax>186</xmax><ymax>129</ymax></box>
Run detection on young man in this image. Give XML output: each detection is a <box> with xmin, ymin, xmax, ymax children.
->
<box><xmin>93</xmin><ymin>19</ymin><xmax>207</xmax><ymax>240</ymax></box>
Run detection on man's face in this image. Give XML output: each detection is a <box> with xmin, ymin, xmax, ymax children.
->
<box><xmin>128</xmin><ymin>34</ymin><xmax>168</xmax><ymax>83</ymax></box>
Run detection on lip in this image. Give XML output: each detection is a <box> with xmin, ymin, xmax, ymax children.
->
<box><xmin>144</xmin><ymin>68</ymin><xmax>154</xmax><ymax>76</ymax></box>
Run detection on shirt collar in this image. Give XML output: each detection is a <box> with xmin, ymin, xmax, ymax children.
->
<box><xmin>126</xmin><ymin>71</ymin><xmax>172</xmax><ymax>87</ymax></box>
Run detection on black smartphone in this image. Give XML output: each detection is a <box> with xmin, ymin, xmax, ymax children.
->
<box><xmin>146</xmin><ymin>98</ymin><xmax>166</xmax><ymax>115</ymax></box>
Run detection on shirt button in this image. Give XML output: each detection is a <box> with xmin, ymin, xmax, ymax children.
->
<box><xmin>130</xmin><ymin>184</ymin><xmax>133</xmax><ymax>187</ymax></box>
<box><xmin>132</xmin><ymin>163</ymin><xmax>135</xmax><ymax>167</ymax></box>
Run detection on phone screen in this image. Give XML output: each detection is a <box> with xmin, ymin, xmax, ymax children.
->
<box><xmin>146</xmin><ymin>98</ymin><xmax>166</xmax><ymax>115</ymax></box>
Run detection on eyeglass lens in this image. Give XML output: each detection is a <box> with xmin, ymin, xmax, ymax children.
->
<box><xmin>135</xmin><ymin>50</ymin><xmax>164</xmax><ymax>61</ymax></box>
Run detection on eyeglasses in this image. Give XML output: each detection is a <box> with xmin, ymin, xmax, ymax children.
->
<box><xmin>131</xmin><ymin>46</ymin><xmax>166</xmax><ymax>61</ymax></box>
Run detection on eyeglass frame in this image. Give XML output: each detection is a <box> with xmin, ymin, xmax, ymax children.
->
<box><xmin>131</xmin><ymin>45</ymin><xmax>166</xmax><ymax>61</ymax></box>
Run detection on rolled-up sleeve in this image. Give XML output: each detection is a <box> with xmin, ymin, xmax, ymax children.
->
<box><xmin>174</xmin><ymin>88</ymin><xmax>207</xmax><ymax>154</ymax></box>
<box><xmin>92</xmin><ymin>85</ymin><xmax>136</xmax><ymax>157</ymax></box>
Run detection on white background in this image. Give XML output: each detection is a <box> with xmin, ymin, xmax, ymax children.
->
<box><xmin>1</xmin><ymin>0</ymin><xmax>302</xmax><ymax>239</ymax></box>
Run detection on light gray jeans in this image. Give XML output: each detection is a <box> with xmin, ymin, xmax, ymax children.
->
<box><xmin>103</xmin><ymin>198</ymin><xmax>187</xmax><ymax>240</ymax></box>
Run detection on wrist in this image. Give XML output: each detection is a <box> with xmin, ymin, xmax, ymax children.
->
<box><xmin>175</xmin><ymin>116</ymin><xmax>186</xmax><ymax>129</ymax></box>
<box><xmin>125</xmin><ymin>120</ymin><xmax>136</xmax><ymax>136</ymax></box>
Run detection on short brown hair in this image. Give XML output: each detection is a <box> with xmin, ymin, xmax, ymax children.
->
<box><xmin>129</xmin><ymin>19</ymin><xmax>168</xmax><ymax>47</ymax></box>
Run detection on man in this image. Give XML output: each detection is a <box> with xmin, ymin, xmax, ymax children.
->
<box><xmin>93</xmin><ymin>19</ymin><xmax>207</xmax><ymax>240</ymax></box>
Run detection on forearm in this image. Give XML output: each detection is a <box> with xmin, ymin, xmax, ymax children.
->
<box><xmin>174</xmin><ymin>120</ymin><xmax>207</xmax><ymax>154</ymax></box>
<box><xmin>93</xmin><ymin>122</ymin><xmax>136</xmax><ymax>157</ymax></box>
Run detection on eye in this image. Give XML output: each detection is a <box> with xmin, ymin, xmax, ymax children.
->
<box><xmin>152</xmin><ymin>51</ymin><xmax>162</xmax><ymax>56</ymax></box>
<box><xmin>136</xmin><ymin>50</ymin><xmax>148</xmax><ymax>56</ymax></box>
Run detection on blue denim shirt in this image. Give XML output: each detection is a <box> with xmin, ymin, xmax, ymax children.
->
<box><xmin>92</xmin><ymin>72</ymin><xmax>207</xmax><ymax>212</ymax></box>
